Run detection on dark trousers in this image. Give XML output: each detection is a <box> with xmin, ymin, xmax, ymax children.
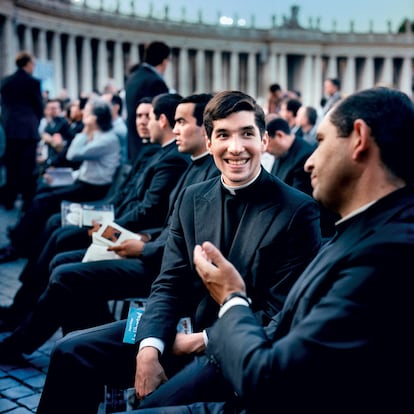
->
<box><xmin>37</xmin><ymin>320</ymin><xmax>234</xmax><ymax>414</ymax></box>
<box><xmin>37</xmin><ymin>320</ymin><xmax>137</xmax><ymax>414</ymax></box>
<box><xmin>8</xmin><ymin>219</ymin><xmax>91</xmax><ymax>324</ymax></box>
<box><xmin>2</xmin><ymin>138</ymin><xmax>38</xmax><ymax>208</ymax></box>
<box><xmin>9</xmin><ymin>180</ymin><xmax>110</xmax><ymax>256</ymax></box>
<box><xmin>8</xmin><ymin>252</ymin><xmax>158</xmax><ymax>355</ymax></box>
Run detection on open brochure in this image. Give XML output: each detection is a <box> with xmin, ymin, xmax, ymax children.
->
<box><xmin>82</xmin><ymin>221</ymin><xmax>142</xmax><ymax>263</ymax></box>
<box><xmin>61</xmin><ymin>201</ymin><xmax>115</xmax><ymax>227</ymax></box>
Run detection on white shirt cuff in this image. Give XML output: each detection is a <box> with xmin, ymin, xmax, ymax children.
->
<box><xmin>139</xmin><ymin>337</ymin><xmax>165</xmax><ymax>355</ymax></box>
<box><xmin>218</xmin><ymin>297</ymin><xmax>250</xmax><ymax>318</ymax></box>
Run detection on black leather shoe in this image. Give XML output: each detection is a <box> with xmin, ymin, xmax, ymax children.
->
<box><xmin>0</xmin><ymin>245</ymin><xmax>19</xmax><ymax>264</ymax></box>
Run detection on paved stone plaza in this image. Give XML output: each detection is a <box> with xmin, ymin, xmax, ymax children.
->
<box><xmin>0</xmin><ymin>204</ymin><xmax>61</xmax><ymax>414</ymax></box>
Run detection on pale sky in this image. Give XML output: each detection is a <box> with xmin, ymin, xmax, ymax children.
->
<box><xmin>114</xmin><ymin>0</ymin><xmax>414</xmax><ymax>33</ymax></box>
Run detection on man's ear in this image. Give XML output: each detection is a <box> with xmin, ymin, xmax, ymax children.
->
<box><xmin>261</xmin><ymin>131</ymin><xmax>269</xmax><ymax>152</ymax></box>
<box><xmin>205</xmin><ymin>135</ymin><xmax>213</xmax><ymax>154</ymax></box>
<box><xmin>159</xmin><ymin>113</ymin><xmax>168</xmax><ymax>129</ymax></box>
<box><xmin>352</xmin><ymin>119</ymin><xmax>371</xmax><ymax>160</ymax></box>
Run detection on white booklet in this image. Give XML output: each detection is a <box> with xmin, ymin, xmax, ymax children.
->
<box><xmin>82</xmin><ymin>221</ymin><xmax>142</xmax><ymax>263</ymax></box>
<box><xmin>44</xmin><ymin>167</ymin><xmax>75</xmax><ymax>187</ymax></box>
<box><xmin>61</xmin><ymin>201</ymin><xmax>115</xmax><ymax>227</ymax></box>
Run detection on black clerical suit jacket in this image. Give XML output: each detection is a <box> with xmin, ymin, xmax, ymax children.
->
<box><xmin>206</xmin><ymin>184</ymin><xmax>414</xmax><ymax>414</ymax></box>
<box><xmin>115</xmin><ymin>140</ymin><xmax>190</xmax><ymax>232</ymax></box>
<box><xmin>136</xmin><ymin>168</ymin><xmax>322</xmax><ymax>350</ymax></box>
<box><xmin>270</xmin><ymin>136</ymin><xmax>315</xmax><ymax>195</ymax></box>
<box><xmin>141</xmin><ymin>153</ymin><xmax>220</xmax><ymax>267</ymax></box>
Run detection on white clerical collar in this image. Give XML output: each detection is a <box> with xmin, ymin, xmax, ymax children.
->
<box><xmin>221</xmin><ymin>168</ymin><xmax>262</xmax><ymax>195</ymax></box>
<box><xmin>335</xmin><ymin>199</ymin><xmax>378</xmax><ymax>225</ymax></box>
<box><xmin>191</xmin><ymin>151</ymin><xmax>210</xmax><ymax>161</ymax></box>
<box><xmin>162</xmin><ymin>137</ymin><xmax>176</xmax><ymax>148</ymax></box>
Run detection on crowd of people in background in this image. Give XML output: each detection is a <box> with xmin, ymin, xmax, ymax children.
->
<box><xmin>0</xmin><ymin>42</ymin><xmax>414</xmax><ymax>414</ymax></box>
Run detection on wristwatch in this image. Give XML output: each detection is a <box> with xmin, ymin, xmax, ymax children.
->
<box><xmin>221</xmin><ymin>291</ymin><xmax>252</xmax><ymax>307</ymax></box>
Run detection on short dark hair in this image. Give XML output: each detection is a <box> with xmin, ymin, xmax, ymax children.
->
<box><xmin>328</xmin><ymin>78</ymin><xmax>341</xmax><ymax>90</ymax></box>
<box><xmin>285</xmin><ymin>98</ymin><xmax>302</xmax><ymax>117</ymax></box>
<box><xmin>203</xmin><ymin>91</ymin><xmax>266</xmax><ymax>139</ymax></box>
<box><xmin>144</xmin><ymin>41</ymin><xmax>170</xmax><ymax>67</ymax></box>
<box><xmin>79</xmin><ymin>97</ymin><xmax>88</xmax><ymax>110</ymax></box>
<box><xmin>269</xmin><ymin>83</ymin><xmax>282</xmax><ymax>93</ymax></box>
<box><xmin>137</xmin><ymin>96</ymin><xmax>153</xmax><ymax>106</ymax></box>
<box><xmin>89</xmin><ymin>98</ymin><xmax>113</xmax><ymax>132</ymax></box>
<box><xmin>330</xmin><ymin>87</ymin><xmax>414</xmax><ymax>183</ymax></box>
<box><xmin>152</xmin><ymin>93</ymin><xmax>183</xmax><ymax>127</ymax></box>
<box><xmin>180</xmin><ymin>93</ymin><xmax>214</xmax><ymax>126</ymax></box>
<box><xmin>15</xmin><ymin>51</ymin><xmax>33</xmax><ymax>69</ymax></box>
<box><xmin>111</xmin><ymin>94</ymin><xmax>123</xmax><ymax>115</ymax></box>
<box><xmin>266</xmin><ymin>117</ymin><xmax>291</xmax><ymax>137</ymax></box>
<box><xmin>305</xmin><ymin>106</ymin><xmax>318</xmax><ymax>126</ymax></box>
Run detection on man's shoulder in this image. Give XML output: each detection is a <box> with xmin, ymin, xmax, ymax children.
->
<box><xmin>263</xmin><ymin>170</ymin><xmax>316</xmax><ymax>205</ymax></box>
<box><xmin>147</xmin><ymin>142</ymin><xmax>190</xmax><ymax>168</ymax></box>
<box><xmin>180</xmin><ymin>175</ymin><xmax>220</xmax><ymax>196</ymax></box>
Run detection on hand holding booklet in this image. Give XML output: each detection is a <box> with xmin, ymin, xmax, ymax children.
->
<box><xmin>82</xmin><ymin>221</ymin><xmax>142</xmax><ymax>263</ymax></box>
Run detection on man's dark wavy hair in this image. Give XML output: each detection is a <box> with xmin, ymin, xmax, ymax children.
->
<box><xmin>330</xmin><ymin>86</ymin><xmax>414</xmax><ymax>183</ymax></box>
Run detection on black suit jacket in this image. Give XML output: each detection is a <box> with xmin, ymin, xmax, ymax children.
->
<box><xmin>0</xmin><ymin>68</ymin><xmax>43</xmax><ymax>140</ymax></box>
<box><xmin>115</xmin><ymin>140</ymin><xmax>190</xmax><ymax>232</ymax></box>
<box><xmin>207</xmin><ymin>184</ymin><xmax>414</xmax><ymax>414</ymax></box>
<box><xmin>270</xmin><ymin>137</ymin><xmax>314</xmax><ymax>195</ymax></box>
<box><xmin>136</xmin><ymin>168</ymin><xmax>321</xmax><ymax>349</ymax></box>
<box><xmin>125</xmin><ymin>64</ymin><xmax>169</xmax><ymax>162</ymax></box>
<box><xmin>141</xmin><ymin>153</ymin><xmax>220</xmax><ymax>267</ymax></box>
<box><xmin>108</xmin><ymin>142</ymin><xmax>160</xmax><ymax>207</ymax></box>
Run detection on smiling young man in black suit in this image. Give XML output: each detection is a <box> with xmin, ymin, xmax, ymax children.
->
<box><xmin>36</xmin><ymin>90</ymin><xmax>322</xmax><ymax>414</ymax></box>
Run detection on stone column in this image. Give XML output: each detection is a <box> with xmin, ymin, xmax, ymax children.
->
<box><xmin>380</xmin><ymin>56</ymin><xmax>393</xmax><ymax>86</ymax></box>
<box><xmin>65</xmin><ymin>34</ymin><xmax>78</xmax><ymax>100</ymax></box>
<box><xmin>37</xmin><ymin>29</ymin><xmax>47</xmax><ymax>61</ymax></box>
<box><xmin>178</xmin><ymin>47</ymin><xmax>190</xmax><ymax>96</ymax></box>
<box><xmin>81</xmin><ymin>36</ymin><xmax>93</xmax><ymax>95</ymax></box>
<box><xmin>278</xmin><ymin>53</ymin><xmax>288</xmax><ymax>90</ymax></box>
<box><xmin>230</xmin><ymin>51</ymin><xmax>239</xmax><ymax>90</ymax></box>
<box><xmin>212</xmin><ymin>50</ymin><xmax>222</xmax><ymax>92</ymax></box>
<box><xmin>164</xmin><ymin>58</ymin><xmax>174</xmax><ymax>91</ymax></box>
<box><xmin>195</xmin><ymin>49</ymin><xmax>205</xmax><ymax>93</ymax></box>
<box><xmin>313</xmin><ymin>55</ymin><xmax>323</xmax><ymax>108</ymax></box>
<box><xmin>24</xmin><ymin>26</ymin><xmax>33</xmax><ymax>54</ymax></box>
<box><xmin>267</xmin><ymin>51</ymin><xmax>278</xmax><ymax>85</ymax></box>
<box><xmin>301</xmin><ymin>54</ymin><xmax>313</xmax><ymax>106</ymax></box>
<box><xmin>326</xmin><ymin>55</ymin><xmax>337</xmax><ymax>78</ymax></box>
<box><xmin>51</xmin><ymin>32</ymin><xmax>64</xmax><ymax>96</ymax></box>
<box><xmin>343</xmin><ymin>55</ymin><xmax>356</xmax><ymax>96</ymax></box>
<box><xmin>399</xmin><ymin>56</ymin><xmax>412</xmax><ymax>96</ymax></box>
<box><xmin>4</xmin><ymin>16</ymin><xmax>18</xmax><ymax>74</ymax></box>
<box><xmin>247</xmin><ymin>51</ymin><xmax>256</xmax><ymax>97</ymax></box>
<box><xmin>97</xmin><ymin>39</ymin><xmax>109</xmax><ymax>93</ymax></box>
<box><xmin>113</xmin><ymin>41</ymin><xmax>124</xmax><ymax>92</ymax></box>
<box><xmin>361</xmin><ymin>56</ymin><xmax>374</xmax><ymax>89</ymax></box>
<box><xmin>129</xmin><ymin>43</ymin><xmax>139</xmax><ymax>68</ymax></box>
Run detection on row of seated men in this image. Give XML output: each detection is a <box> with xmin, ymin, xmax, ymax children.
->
<box><xmin>0</xmin><ymin>87</ymin><xmax>412</xmax><ymax>414</ymax></box>
<box><xmin>0</xmin><ymin>90</ymin><xmax>331</xmax><ymax>407</ymax></box>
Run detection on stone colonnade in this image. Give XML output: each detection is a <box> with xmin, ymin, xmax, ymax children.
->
<box><xmin>1</xmin><ymin>1</ymin><xmax>413</xmax><ymax>107</ymax></box>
